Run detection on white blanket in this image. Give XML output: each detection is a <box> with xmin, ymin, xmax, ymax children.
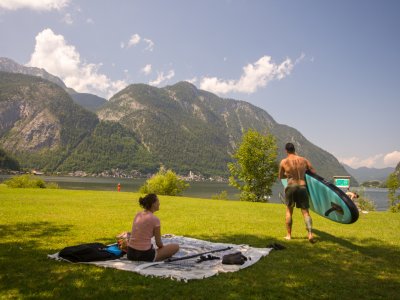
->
<box><xmin>48</xmin><ymin>234</ymin><xmax>272</xmax><ymax>281</ymax></box>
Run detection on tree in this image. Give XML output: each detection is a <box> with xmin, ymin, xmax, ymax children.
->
<box><xmin>139</xmin><ymin>166</ymin><xmax>189</xmax><ymax>196</ymax></box>
<box><xmin>386</xmin><ymin>173</ymin><xmax>400</xmax><ymax>212</ymax></box>
<box><xmin>0</xmin><ymin>148</ymin><xmax>20</xmax><ymax>171</ymax></box>
<box><xmin>228</xmin><ymin>128</ymin><xmax>278</xmax><ymax>202</ymax></box>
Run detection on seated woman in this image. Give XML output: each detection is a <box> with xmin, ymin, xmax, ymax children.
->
<box><xmin>127</xmin><ymin>193</ymin><xmax>179</xmax><ymax>262</ymax></box>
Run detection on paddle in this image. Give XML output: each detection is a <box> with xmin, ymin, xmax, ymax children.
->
<box><xmin>135</xmin><ymin>246</ymin><xmax>233</xmax><ymax>271</ymax></box>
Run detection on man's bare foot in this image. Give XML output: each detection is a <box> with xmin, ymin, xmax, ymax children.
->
<box><xmin>284</xmin><ymin>236</ymin><xmax>291</xmax><ymax>240</ymax></box>
<box><xmin>308</xmin><ymin>233</ymin><xmax>316</xmax><ymax>243</ymax></box>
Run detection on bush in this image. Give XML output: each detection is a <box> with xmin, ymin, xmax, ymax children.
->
<box><xmin>211</xmin><ymin>190</ymin><xmax>228</xmax><ymax>200</ymax></box>
<box><xmin>355</xmin><ymin>194</ymin><xmax>376</xmax><ymax>211</ymax></box>
<box><xmin>46</xmin><ymin>182</ymin><xmax>60</xmax><ymax>189</ymax></box>
<box><xmin>386</xmin><ymin>173</ymin><xmax>400</xmax><ymax>212</ymax></box>
<box><xmin>3</xmin><ymin>174</ymin><xmax>59</xmax><ymax>189</ymax></box>
<box><xmin>139</xmin><ymin>166</ymin><xmax>189</xmax><ymax>196</ymax></box>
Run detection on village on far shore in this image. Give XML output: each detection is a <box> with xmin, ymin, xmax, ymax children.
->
<box><xmin>0</xmin><ymin>168</ymin><xmax>228</xmax><ymax>183</ymax></box>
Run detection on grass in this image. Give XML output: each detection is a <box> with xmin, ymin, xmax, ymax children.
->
<box><xmin>0</xmin><ymin>184</ymin><xmax>399</xmax><ymax>299</ymax></box>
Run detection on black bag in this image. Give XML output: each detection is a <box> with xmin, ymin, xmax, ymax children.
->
<box><xmin>222</xmin><ymin>251</ymin><xmax>248</xmax><ymax>265</ymax></box>
<box><xmin>59</xmin><ymin>243</ymin><xmax>119</xmax><ymax>262</ymax></box>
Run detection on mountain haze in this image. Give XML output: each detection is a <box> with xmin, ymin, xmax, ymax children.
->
<box><xmin>343</xmin><ymin>164</ymin><xmax>395</xmax><ymax>183</ymax></box>
<box><xmin>70</xmin><ymin>93</ymin><xmax>107</xmax><ymax>112</ymax></box>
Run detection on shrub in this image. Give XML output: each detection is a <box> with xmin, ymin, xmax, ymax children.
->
<box><xmin>3</xmin><ymin>174</ymin><xmax>59</xmax><ymax>189</ymax></box>
<box><xmin>46</xmin><ymin>182</ymin><xmax>60</xmax><ymax>189</ymax></box>
<box><xmin>355</xmin><ymin>192</ymin><xmax>376</xmax><ymax>211</ymax></box>
<box><xmin>211</xmin><ymin>190</ymin><xmax>228</xmax><ymax>200</ymax></box>
<box><xmin>139</xmin><ymin>166</ymin><xmax>189</xmax><ymax>196</ymax></box>
<box><xmin>4</xmin><ymin>174</ymin><xmax>46</xmax><ymax>188</ymax></box>
<box><xmin>386</xmin><ymin>173</ymin><xmax>400</xmax><ymax>212</ymax></box>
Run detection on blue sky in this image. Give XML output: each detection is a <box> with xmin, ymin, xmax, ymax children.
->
<box><xmin>0</xmin><ymin>0</ymin><xmax>399</xmax><ymax>169</ymax></box>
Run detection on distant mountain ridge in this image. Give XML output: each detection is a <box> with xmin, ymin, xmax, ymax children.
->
<box><xmin>0</xmin><ymin>61</ymin><xmax>355</xmax><ymax>181</ymax></box>
<box><xmin>70</xmin><ymin>93</ymin><xmax>107</xmax><ymax>112</ymax></box>
<box><xmin>0</xmin><ymin>71</ymin><xmax>154</xmax><ymax>173</ymax></box>
<box><xmin>343</xmin><ymin>164</ymin><xmax>394</xmax><ymax>183</ymax></box>
<box><xmin>97</xmin><ymin>81</ymin><xmax>355</xmax><ymax>179</ymax></box>
<box><xmin>0</xmin><ymin>57</ymin><xmax>71</xmax><ymax>92</ymax></box>
<box><xmin>0</xmin><ymin>57</ymin><xmax>107</xmax><ymax>111</ymax></box>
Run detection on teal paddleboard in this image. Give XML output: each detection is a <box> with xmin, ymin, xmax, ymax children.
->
<box><xmin>281</xmin><ymin>171</ymin><xmax>359</xmax><ymax>224</ymax></box>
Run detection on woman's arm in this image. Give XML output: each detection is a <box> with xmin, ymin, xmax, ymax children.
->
<box><xmin>153</xmin><ymin>226</ymin><xmax>163</xmax><ymax>249</ymax></box>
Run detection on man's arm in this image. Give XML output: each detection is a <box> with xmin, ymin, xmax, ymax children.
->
<box><xmin>278</xmin><ymin>160</ymin><xmax>286</xmax><ymax>179</ymax></box>
<box><xmin>306</xmin><ymin>159</ymin><xmax>316</xmax><ymax>174</ymax></box>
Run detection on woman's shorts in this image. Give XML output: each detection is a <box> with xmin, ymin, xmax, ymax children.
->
<box><xmin>127</xmin><ymin>246</ymin><xmax>156</xmax><ymax>262</ymax></box>
<box><xmin>285</xmin><ymin>185</ymin><xmax>310</xmax><ymax>209</ymax></box>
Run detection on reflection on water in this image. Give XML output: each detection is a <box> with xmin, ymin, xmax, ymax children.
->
<box><xmin>0</xmin><ymin>175</ymin><xmax>394</xmax><ymax>211</ymax></box>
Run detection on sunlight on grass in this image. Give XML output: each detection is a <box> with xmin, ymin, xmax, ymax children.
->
<box><xmin>1</xmin><ymin>185</ymin><xmax>399</xmax><ymax>299</ymax></box>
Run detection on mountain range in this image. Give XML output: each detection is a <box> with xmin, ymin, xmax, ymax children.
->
<box><xmin>343</xmin><ymin>164</ymin><xmax>395</xmax><ymax>183</ymax></box>
<box><xmin>0</xmin><ymin>57</ymin><xmax>106</xmax><ymax>112</ymax></box>
<box><xmin>0</xmin><ymin>57</ymin><xmax>357</xmax><ymax>182</ymax></box>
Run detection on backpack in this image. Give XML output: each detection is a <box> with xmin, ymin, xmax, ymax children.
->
<box><xmin>222</xmin><ymin>251</ymin><xmax>248</xmax><ymax>265</ymax></box>
<box><xmin>59</xmin><ymin>243</ymin><xmax>119</xmax><ymax>262</ymax></box>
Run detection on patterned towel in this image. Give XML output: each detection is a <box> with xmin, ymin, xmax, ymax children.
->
<box><xmin>48</xmin><ymin>234</ymin><xmax>272</xmax><ymax>282</ymax></box>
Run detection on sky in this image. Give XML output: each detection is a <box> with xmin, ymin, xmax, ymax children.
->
<box><xmin>0</xmin><ymin>0</ymin><xmax>399</xmax><ymax>169</ymax></box>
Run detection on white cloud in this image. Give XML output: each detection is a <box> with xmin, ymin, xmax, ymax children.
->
<box><xmin>149</xmin><ymin>69</ymin><xmax>175</xmax><ymax>86</ymax></box>
<box><xmin>62</xmin><ymin>12</ymin><xmax>73</xmax><ymax>24</ymax></box>
<box><xmin>122</xmin><ymin>34</ymin><xmax>154</xmax><ymax>51</ymax></box>
<box><xmin>384</xmin><ymin>151</ymin><xmax>400</xmax><ymax>167</ymax></box>
<box><xmin>127</xmin><ymin>34</ymin><xmax>141</xmax><ymax>48</ymax></box>
<box><xmin>27</xmin><ymin>28</ymin><xmax>127</xmax><ymax>99</ymax></box>
<box><xmin>86</xmin><ymin>18</ymin><xmax>94</xmax><ymax>24</ymax></box>
<box><xmin>295</xmin><ymin>52</ymin><xmax>306</xmax><ymax>65</ymax></box>
<box><xmin>199</xmin><ymin>55</ymin><xmax>293</xmax><ymax>95</ymax></box>
<box><xmin>339</xmin><ymin>151</ymin><xmax>400</xmax><ymax>168</ymax></box>
<box><xmin>340</xmin><ymin>155</ymin><xmax>383</xmax><ymax>169</ymax></box>
<box><xmin>141</xmin><ymin>64</ymin><xmax>152</xmax><ymax>75</ymax></box>
<box><xmin>0</xmin><ymin>0</ymin><xmax>69</xmax><ymax>11</ymax></box>
<box><xmin>143</xmin><ymin>38</ymin><xmax>154</xmax><ymax>52</ymax></box>
<box><xmin>186</xmin><ymin>77</ymin><xmax>197</xmax><ymax>84</ymax></box>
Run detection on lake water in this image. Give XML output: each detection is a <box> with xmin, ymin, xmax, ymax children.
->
<box><xmin>0</xmin><ymin>175</ymin><xmax>395</xmax><ymax>211</ymax></box>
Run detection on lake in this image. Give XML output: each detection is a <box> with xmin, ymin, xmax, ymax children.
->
<box><xmin>0</xmin><ymin>175</ymin><xmax>395</xmax><ymax>211</ymax></box>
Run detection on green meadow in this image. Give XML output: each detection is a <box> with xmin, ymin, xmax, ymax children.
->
<box><xmin>1</xmin><ymin>185</ymin><xmax>399</xmax><ymax>299</ymax></box>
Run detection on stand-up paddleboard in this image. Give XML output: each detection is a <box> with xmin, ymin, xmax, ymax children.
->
<box><xmin>281</xmin><ymin>171</ymin><xmax>359</xmax><ymax>224</ymax></box>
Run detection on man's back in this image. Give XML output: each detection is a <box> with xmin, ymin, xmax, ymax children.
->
<box><xmin>279</xmin><ymin>154</ymin><xmax>313</xmax><ymax>186</ymax></box>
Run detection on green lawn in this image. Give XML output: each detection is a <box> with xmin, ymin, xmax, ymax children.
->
<box><xmin>1</xmin><ymin>185</ymin><xmax>399</xmax><ymax>299</ymax></box>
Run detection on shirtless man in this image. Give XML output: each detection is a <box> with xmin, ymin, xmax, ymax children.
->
<box><xmin>279</xmin><ymin>143</ymin><xmax>316</xmax><ymax>243</ymax></box>
<box><xmin>346</xmin><ymin>190</ymin><xmax>359</xmax><ymax>200</ymax></box>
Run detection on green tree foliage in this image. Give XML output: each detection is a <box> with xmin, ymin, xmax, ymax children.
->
<box><xmin>228</xmin><ymin>129</ymin><xmax>278</xmax><ymax>202</ymax></box>
<box><xmin>3</xmin><ymin>174</ymin><xmax>46</xmax><ymax>188</ymax></box>
<box><xmin>354</xmin><ymin>188</ymin><xmax>376</xmax><ymax>211</ymax></box>
<box><xmin>59</xmin><ymin>121</ymin><xmax>157</xmax><ymax>173</ymax></box>
<box><xmin>139</xmin><ymin>166</ymin><xmax>189</xmax><ymax>196</ymax></box>
<box><xmin>386</xmin><ymin>173</ymin><xmax>400</xmax><ymax>212</ymax></box>
<box><xmin>0</xmin><ymin>148</ymin><xmax>20</xmax><ymax>170</ymax></box>
<box><xmin>211</xmin><ymin>190</ymin><xmax>228</xmax><ymax>200</ymax></box>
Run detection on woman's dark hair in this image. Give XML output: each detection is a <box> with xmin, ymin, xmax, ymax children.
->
<box><xmin>139</xmin><ymin>193</ymin><xmax>158</xmax><ymax>210</ymax></box>
<box><xmin>285</xmin><ymin>142</ymin><xmax>295</xmax><ymax>154</ymax></box>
